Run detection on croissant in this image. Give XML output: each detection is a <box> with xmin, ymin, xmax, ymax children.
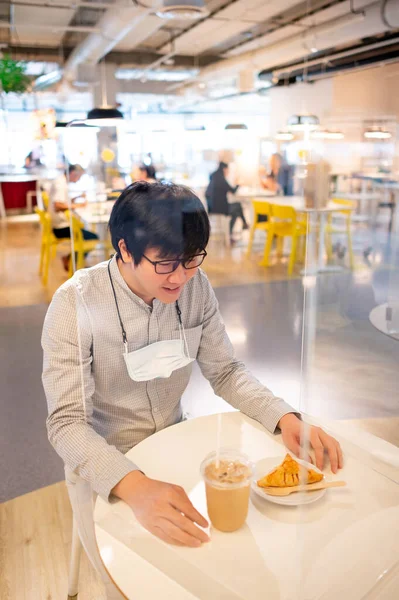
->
<box><xmin>257</xmin><ymin>454</ymin><xmax>323</xmax><ymax>488</ymax></box>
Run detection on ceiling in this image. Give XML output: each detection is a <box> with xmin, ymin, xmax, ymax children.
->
<box><xmin>0</xmin><ymin>0</ymin><xmax>398</xmax><ymax>102</ymax></box>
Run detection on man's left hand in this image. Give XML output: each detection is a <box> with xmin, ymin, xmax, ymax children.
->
<box><xmin>278</xmin><ymin>413</ymin><xmax>343</xmax><ymax>474</ymax></box>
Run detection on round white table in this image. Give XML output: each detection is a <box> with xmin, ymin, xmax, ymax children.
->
<box><xmin>369</xmin><ymin>303</ymin><xmax>399</xmax><ymax>341</ymax></box>
<box><xmin>94</xmin><ymin>412</ymin><xmax>399</xmax><ymax>600</ymax></box>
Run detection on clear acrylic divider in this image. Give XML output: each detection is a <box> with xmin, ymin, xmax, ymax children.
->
<box><xmin>295</xmin><ymin>158</ymin><xmax>399</xmax><ymax>600</ymax></box>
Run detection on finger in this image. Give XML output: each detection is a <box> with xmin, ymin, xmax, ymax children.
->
<box><xmin>284</xmin><ymin>436</ymin><xmax>312</xmax><ymax>464</ymax></box>
<box><xmin>319</xmin><ymin>432</ymin><xmax>341</xmax><ymax>474</ymax></box>
<box><xmin>151</xmin><ymin>525</ymin><xmax>185</xmax><ymax>547</ymax></box>
<box><xmin>158</xmin><ymin>518</ymin><xmax>204</xmax><ymax>548</ymax></box>
<box><xmin>171</xmin><ymin>488</ymin><xmax>209</xmax><ymax>528</ymax></box>
<box><xmin>337</xmin><ymin>443</ymin><xmax>344</xmax><ymax>469</ymax></box>
<box><xmin>310</xmin><ymin>434</ymin><xmax>324</xmax><ymax>471</ymax></box>
<box><xmin>164</xmin><ymin>506</ymin><xmax>209</xmax><ymax>543</ymax></box>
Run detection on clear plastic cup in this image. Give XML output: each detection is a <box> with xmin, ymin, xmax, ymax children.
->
<box><xmin>200</xmin><ymin>449</ymin><xmax>254</xmax><ymax>532</ymax></box>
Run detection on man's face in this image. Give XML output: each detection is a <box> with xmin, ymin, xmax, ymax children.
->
<box><xmin>118</xmin><ymin>244</ymin><xmax>199</xmax><ymax>304</ymax></box>
<box><xmin>70</xmin><ymin>171</ymin><xmax>83</xmax><ymax>183</ymax></box>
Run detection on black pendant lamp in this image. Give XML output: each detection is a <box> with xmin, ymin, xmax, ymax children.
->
<box><xmin>86</xmin><ymin>59</ymin><xmax>124</xmax><ymax>126</ymax></box>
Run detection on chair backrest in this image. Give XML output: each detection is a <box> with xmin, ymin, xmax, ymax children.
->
<box><xmin>270</xmin><ymin>203</ymin><xmax>297</xmax><ymax>222</ymax></box>
<box><xmin>35</xmin><ymin>206</ymin><xmax>52</xmax><ymax>237</ymax></box>
<box><xmin>64</xmin><ymin>210</ymin><xmax>84</xmax><ymax>249</ymax></box>
<box><xmin>41</xmin><ymin>190</ymin><xmax>50</xmax><ymax>209</ymax></box>
<box><xmin>252</xmin><ymin>200</ymin><xmax>270</xmax><ymax>217</ymax></box>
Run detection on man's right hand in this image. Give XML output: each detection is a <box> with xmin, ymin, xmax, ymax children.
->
<box><xmin>112</xmin><ymin>471</ymin><xmax>209</xmax><ymax>547</ymax></box>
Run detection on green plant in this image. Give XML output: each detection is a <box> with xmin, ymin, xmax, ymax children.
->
<box><xmin>0</xmin><ymin>54</ymin><xmax>30</xmax><ymax>94</ymax></box>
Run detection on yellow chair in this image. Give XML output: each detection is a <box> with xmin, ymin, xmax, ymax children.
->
<box><xmin>261</xmin><ymin>204</ymin><xmax>308</xmax><ymax>275</ymax></box>
<box><xmin>35</xmin><ymin>207</ymin><xmax>71</xmax><ymax>285</ymax></box>
<box><xmin>325</xmin><ymin>198</ymin><xmax>356</xmax><ymax>269</ymax></box>
<box><xmin>41</xmin><ymin>190</ymin><xmax>50</xmax><ymax>209</ymax></box>
<box><xmin>65</xmin><ymin>211</ymin><xmax>99</xmax><ymax>275</ymax></box>
<box><xmin>246</xmin><ymin>200</ymin><xmax>271</xmax><ymax>256</ymax></box>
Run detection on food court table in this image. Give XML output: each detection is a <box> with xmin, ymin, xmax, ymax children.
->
<box><xmin>94</xmin><ymin>412</ymin><xmax>399</xmax><ymax>600</ymax></box>
<box><xmin>74</xmin><ymin>200</ymin><xmax>115</xmax><ymax>241</ymax></box>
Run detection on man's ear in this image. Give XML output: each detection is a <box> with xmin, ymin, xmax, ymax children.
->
<box><xmin>118</xmin><ymin>239</ymin><xmax>132</xmax><ymax>263</ymax></box>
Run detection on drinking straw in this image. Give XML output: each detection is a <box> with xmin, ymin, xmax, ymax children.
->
<box><xmin>215</xmin><ymin>413</ymin><xmax>222</xmax><ymax>468</ymax></box>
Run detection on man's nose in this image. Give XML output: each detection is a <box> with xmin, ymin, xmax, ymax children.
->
<box><xmin>168</xmin><ymin>264</ymin><xmax>187</xmax><ymax>285</ymax></box>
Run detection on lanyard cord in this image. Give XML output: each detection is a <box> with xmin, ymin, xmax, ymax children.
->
<box><xmin>108</xmin><ymin>259</ymin><xmax>127</xmax><ymax>344</ymax></box>
<box><xmin>107</xmin><ymin>258</ymin><xmax>184</xmax><ymax>346</ymax></box>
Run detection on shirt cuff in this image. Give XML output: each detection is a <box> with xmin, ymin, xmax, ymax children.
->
<box><xmin>93</xmin><ymin>454</ymin><xmax>141</xmax><ymax>502</ymax></box>
<box><xmin>260</xmin><ymin>398</ymin><xmax>301</xmax><ymax>434</ymax></box>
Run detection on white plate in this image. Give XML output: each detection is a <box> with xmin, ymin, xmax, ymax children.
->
<box><xmin>251</xmin><ymin>456</ymin><xmax>326</xmax><ymax>506</ymax></box>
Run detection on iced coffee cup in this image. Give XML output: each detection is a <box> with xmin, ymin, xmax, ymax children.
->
<box><xmin>200</xmin><ymin>449</ymin><xmax>254</xmax><ymax>533</ymax></box>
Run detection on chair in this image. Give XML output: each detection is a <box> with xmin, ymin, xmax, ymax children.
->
<box><xmin>65</xmin><ymin>211</ymin><xmax>99</xmax><ymax>275</ymax></box>
<box><xmin>41</xmin><ymin>190</ymin><xmax>50</xmax><ymax>209</ymax></box>
<box><xmin>210</xmin><ymin>213</ymin><xmax>231</xmax><ymax>247</ymax></box>
<box><xmin>261</xmin><ymin>204</ymin><xmax>308</xmax><ymax>275</ymax></box>
<box><xmin>325</xmin><ymin>198</ymin><xmax>356</xmax><ymax>269</ymax></box>
<box><xmin>246</xmin><ymin>200</ymin><xmax>271</xmax><ymax>256</ymax></box>
<box><xmin>34</xmin><ymin>207</ymin><xmax>71</xmax><ymax>285</ymax></box>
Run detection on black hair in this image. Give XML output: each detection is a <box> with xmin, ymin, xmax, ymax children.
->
<box><xmin>218</xmin><ymin>161</ymin><xmax>228</xmax><ymax>170</ymax></box>
<box><xmin>139</xmin><ymin>164</ymin><xmax>156</xmax><ymax>180</ymax></box>
<box><xmin>68</xmin><ymin>163</ymin><xmax>84</xmax><ymax>175</ymax></box>
<box><xmin>109</xmin><ymin>181</ymin><xmax>210</xmax><ymax>263</ymax></box>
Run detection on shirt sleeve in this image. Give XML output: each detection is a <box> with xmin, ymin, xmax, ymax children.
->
<box><xmin>42</xmin><ymin>282</ymin><xmax>139</xmax><ymax>501</ymax></box>
<box><xmin>196</xmin><ymin>271</ymin><xmax>298</xmax><ymax>433</ymax></box>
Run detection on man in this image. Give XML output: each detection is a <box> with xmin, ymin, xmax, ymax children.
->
<box><xmin>42</xmin><ymin>182</ymin><xmax>342</xmax><ymax>596</ymax></box>
<box><xmin>49</xmin><ymin>163</ymin><xmax>98</xmax><ymax>270</ymax></box>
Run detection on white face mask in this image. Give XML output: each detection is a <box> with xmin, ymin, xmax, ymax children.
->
<box><xmin>108</xmin><ymin>261</ymin><xmax>194</xmax><ymax>382</ymax></box>
<box><xmin>124</xmin><ymin>327</ymin><xmax>194</xmax><ymax>382</ymax></box>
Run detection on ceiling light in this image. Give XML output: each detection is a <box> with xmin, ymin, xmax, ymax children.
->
<box><xmin>225</xmin><ymin>123</ymin><xmax>248</xmax><ymax>130</ymax></box>
<box><xmin>287</xmin><ymin>114</ymin><xmax>320</xmax><ymax>131</ymax></box>
<box><xmin>86</xmin><ymin>107</ymin><xmax>124</xmax><ymax>126</ymax></box>
<box><xmin>155</xmin><ymin>0</ymin><xmax>208</xmax><ymax>20</ymax></box>
<box><xmin>55</xmin><ymin>121</ymin><xmax>97</xmax><ymax>129</ymax></box>
<box><xmin>275</xmin><ymin>131</ymin><xmax>294</xmax><ymax>141</ymax></box>
<box><xmin>312</xmin><ymin>129</ymin><xmax>345</xmax><ymax>140</ymax></box>
<box><xmin>364</xmin><ymin>128</ymin><xmax>392</xmax><ymax>140</ymax></box>
<box><xmin>86</xmin><ymin>59</ymin><xmax>124</xmax><ymax>126</ymax></box>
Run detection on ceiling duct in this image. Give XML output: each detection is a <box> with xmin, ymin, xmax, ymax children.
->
<box><xmin>261</xmin><ymin>34</ymin><xmax>399</xmax><ymax>87</ymax></box>
<box><xmin>63</xmin><ymin>0</ymin><xmax>164</xmax><ymax>82</ymax></box>
<box><xmin>175</xmin><ymin>2</ymin><xmax>385</xmax><ymax>92</ymax></box>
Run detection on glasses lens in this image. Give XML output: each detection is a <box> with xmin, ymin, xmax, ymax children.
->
<box><xmin>156</xmin><ymin>261</ymin><xmax>179</xmax><ymax>274</ymax></box>
<box><xmin>184</xmin><ymin>254</ymin><xmax>205</xmax><ymax>269</ymax></box>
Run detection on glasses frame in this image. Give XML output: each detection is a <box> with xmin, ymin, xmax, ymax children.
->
<box><xmin>142</xmin><ymin>251</ymin><xmax>207</xmax><ymax>274</ymax></box>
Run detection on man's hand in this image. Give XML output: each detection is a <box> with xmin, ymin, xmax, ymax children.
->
<box><xmin>112</xmin><ymin>471</ymin><xmax>209</xmax><ymax>547</ymax></box>
<box><xmin>278</xmin><ymin>413</ymin><xmax>343</xmax><ymax>474</ymax></box>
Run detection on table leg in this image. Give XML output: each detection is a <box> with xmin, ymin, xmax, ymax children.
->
<box><xmin>301</xmin><ymin>212</ymin><xmax>345</xmax><ymax>275</ymax></box>
<box><xmin>0</xmin><ymin>184</ymin><xmax>6</xmax><ymax>219</ymax></box>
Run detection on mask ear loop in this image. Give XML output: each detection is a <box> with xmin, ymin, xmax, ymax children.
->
<box><xmin>107</xmin><ymin>259</ymin><xmax>128</xmax><ymax>355</ymax></box>
<box><xmin>176</xmin><ymin>302</ymin><xmax>190</xmax><ymax>358</ymax></box>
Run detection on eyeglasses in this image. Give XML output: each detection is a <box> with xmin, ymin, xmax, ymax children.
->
<box><xmin>142</xmin><ymin>251</ymin><xmax>207</xmax><ymax>274</ymax></box>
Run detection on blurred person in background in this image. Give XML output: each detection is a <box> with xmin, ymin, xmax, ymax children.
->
<box><xmin>24</xmin><ymin>149</ymin><xmax>43</xmax><ymax>170</ymax></box>
<box><xmin>49</xmin><ymin>164</ymin><xmax>98</xmax><ymax>271</ymax></box>
<box><xmin>206</xmin><ymin>161</ymin><xmax>248</xmax><ymax>241</ymax></box>
<box><xmin>131</xmin><ymin>164</ymin><xmax>157</xmax><ymax>183</ymax></box>
<box><xmin>260</xmin><ymin>153</ymin><xmax>294</xmax><ymax>196</ymax></box>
